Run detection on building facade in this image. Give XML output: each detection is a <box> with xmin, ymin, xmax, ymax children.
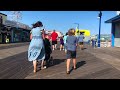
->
<box><xmin>0</xmin><ymin>13</ymin><xmax>31</xmax><ymax>43</ymax></box>
<box><xmin>105</xmin><ymin>15</ymin><xmax>120</xmax><ymax>47</ymax></box>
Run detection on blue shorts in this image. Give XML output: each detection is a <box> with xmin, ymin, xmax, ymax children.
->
<box><xmin>66</xmin><ymin>50</ymin><xmax>76</xmax><ymax>59</ymax></box>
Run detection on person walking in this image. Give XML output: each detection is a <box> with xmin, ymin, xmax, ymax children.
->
<box><xmin>51</xmin><ymin>30</ymin><xmax>58</xmax><ymax>50</ymax></box>
<box><xmin>77</xmin><ymin>32</ymin><xmax>85</xmax><ymax>50</ymax></box>
<box><xmin>59</xmin><ymin>36</ymin><xmax>64</xmax><ymax>51</ymax></box>
<box><xmin>28</xmin><ymin>21</ymin><xmax>45</xmax><ymax>73</ymax></box>
<box><xmin>43</xmin><ymin>35</ymin><xmax>52</xmax><ymax>68</ymax></box>
<box><xmin>66</xmin><ymin>28</ymin><xmax>78</xmax><ymax>74</ymax></box>
<box><xmin>63</xmin><ymin>32</ymin><xmax>68</xmax><ymax>53</ymax></box>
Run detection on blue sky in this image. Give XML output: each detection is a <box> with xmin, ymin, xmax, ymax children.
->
<box><xmin>0</xmin><ymin>11</ymin><xmax>117</xmax><ymax>35</ymax></box>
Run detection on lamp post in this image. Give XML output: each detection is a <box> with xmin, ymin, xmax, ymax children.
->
<box><xmin>74</xmin><ymin>23</ymin><xmax>79</xmax><ymax>30</ymax></box>
<box><xmin>98</xmin><ymin>11</ymin><xmax>102</xmax><ymax>47</ymax></box>
<box><xmin>74</xmin><ymin>23</ymin><xmax>79</xmax><ymax>36</ymax></box>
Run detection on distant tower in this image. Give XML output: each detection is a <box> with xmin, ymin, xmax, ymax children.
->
<box><xmin>7</xmin><ymin>11</ymin><xmax>22</xmax><ymax>22</ymax></box>
<box><xmin>116</xmin><ymin>11</ymin><xmax>120</xmax><ymax>15</ymax></box>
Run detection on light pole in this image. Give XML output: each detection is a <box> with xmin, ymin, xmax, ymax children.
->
<box><xmin>74</xmin><ymin>23</ymin><xmax>79</xmax><ymax>36</ymax></box>
<box><xmin>98</xmin><ymin>11</ymin><xmax>102</xmax><ymax>47</ymax></box>
<box><xmin>74</xmin><ymin>23</ymin><xmax>79</xmax><ymax>30</ymax></box>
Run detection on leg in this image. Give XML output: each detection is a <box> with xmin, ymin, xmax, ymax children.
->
<box><xmin>81</xmin><ymin>45</ymin><xmax>83</xmax><ymax>50</ymax></box>
<box><xmin>45</xmin><ymin>54</ymin><xmax>50</xmax><ymax>67</ymax></box>
<box><xmin>66</xmin><ymin>50</ymin><xmax>71</xmax><ymax>74</ymax></box>
<box><xmin>79</xmin><ymin>45</ymin><xmax>82</xmax><ymax>50</ymax></box>
<box><xmin>62</xmin><ymin>44</ymin><xmax>64</xmax><ymax>50</ymax></box>
<box><xmin>79</xmin><ymin>42</ymin><xmax>82</xmax><ymax>50</ymax></box>
<box><xmin>41</xmin><ymin>60</ymin><xmax>44</xmax><ymax>68</ymax></box>
<box><xmin>52</xmin><ymin>45</ymin><xmax>55</xmax><ymax>50</ymax></box>
<box><xmin>41</xmin><ymin>60</ymin><xmax>46</xmax><ymax>69</ymax></box>
<box><xmin>81</xmin><ymin>42</ymin><xmax>84</xmax><ymax>50</ymax></box>
<box><xmin>44</xmin><ymin>60</ymin><xmax>47</xmax><ymax>67</ymax></box>
<box><xmin>60</xmin><ymin>44</ymin><xmax>62</xmax><ymax>51</ymax></box>
<box><xmin>64</xmin><ymin>44</ymin><xmax>67</xmax><ymax>53</ymax></box>
<box><xmin>52</xmin><ymin>41</ymin><xmax>55</xmax><ymax>50</ymax></box>
<box><xmin>55</xmin><ymin>44</ymin><xmax>57</xmax><ymax>49</ymax></box>
<box><xmin>65</xmin><ymin>49</ymin><xmax>67</xmax><ymax>53</ymax></box>
<box><xmin>73</xmin><ymin>58</ymin><xmax>76</xmax><ymax>69</ymax></box>
<box><xmin>33</xmin><ymin>60</ymin><xmax>37</xmax><ymax>73</ymax></box>
<box><xmin>72</xmin><ymin>51</ymin><xmax>77</xmax><ymax>69</ymax></box>
<box><xmin>66</xmin><ymin>59</ymin><xmax>71</xmax><ymax>73</ymax></box>
<box><xmin>55</xmin><ymin>41</ymin><xmax>57</xmax><ymax>49</ymax></box>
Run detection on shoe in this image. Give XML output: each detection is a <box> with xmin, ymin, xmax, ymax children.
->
<box><xmin>44</xmin><ymin>66</ymin><xmax>47</xmax><ymax>69</ymax></box>
<box><xmin>74</xmin><ymin>67</ymin><xmax>77</xmax><ymax>70</ymax></box>
<box><xmin>41</xmin><ymin>66</ymin><xmax>46</xmax><ymax>70</ymax></box>
<box><xmin>72</xmin><ymin>66</ymin><xmax>77</xmax><ymax>70</ymax></box>
<box><xmin>33</xmin><ymin>70</ymin><xmax>37</xmax><ymax>73</ymax></box>
<box><xmin>65</xmin><ymin>50</ymin><xmax>67</xmax><ymax>53</ymax></box>
<box><xmin>66</xmin><ymin>71</ymin><xmax>70</xmax><ymax>74</ymax></box>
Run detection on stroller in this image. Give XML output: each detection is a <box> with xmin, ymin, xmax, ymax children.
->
<box><xmin>43</xmin><ymin>37</ymin><xmax>53</xmax><ymax>67</ymax></box>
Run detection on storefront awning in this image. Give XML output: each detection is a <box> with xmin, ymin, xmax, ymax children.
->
<box><xmin>3</xmin><ymin>20</ymin><xmax>32</xmax><ymax>30</ymax></box>
<box><xmin>105</xmin><ymin>15</ymin><xmax>120</xmax><ymax>23</ymax></box>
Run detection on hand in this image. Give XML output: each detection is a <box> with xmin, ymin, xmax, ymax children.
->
<box><xmin>76</xmin><ymin>44</ymin><xmax>78</xmax><ymax>46</ymax></box>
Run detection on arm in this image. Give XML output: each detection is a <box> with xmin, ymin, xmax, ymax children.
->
<box><xmin>30</xmin><ymin>30</ymin><xmax>32</xmax><ymax>40</ymax></box>
<box><xmin>75</xmin><ymin>37</ymin><xmax>78</xmax><ymax>50</ymax></box>
<box><xmin>42</xmin><ymin>34</ymin><xmax>45</xmax><ymax>39</ymax></box>
<box><xmin>30</xmin><ymin>34</ymin><xmax>32</xmax><ymax>40</ymax></box>
<box><xmin>75</xmin><ymin>37</ymin><xmax>78</xmax><ymax>45</ymax></box>
<box><xmin>83</xmin><ymin>36</ymin><xmax>85</xmax><ymax>39</ymax></box>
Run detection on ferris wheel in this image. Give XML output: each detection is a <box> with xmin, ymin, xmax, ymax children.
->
<box><xmin>7</xmin><ymin>11</ymin><xmax>22</xmax><ymax>22</ymax></box>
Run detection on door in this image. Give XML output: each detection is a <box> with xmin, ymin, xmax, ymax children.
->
<box><xmin>1</xmin><ymin>33</ymin><xmax>7</xmax><ymax>43</ymax></box>
<box><xmin>114</xmin><ymin>23</ymin><xmax>120</xmax><ymax>47</ymax></box>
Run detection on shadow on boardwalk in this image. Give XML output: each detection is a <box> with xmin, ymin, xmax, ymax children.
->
<box><xmin>70</xmin><ymin>61</ymin><xmax>86</xmax><ymax>73</ymax></box>
<box><xmin>50</xmin><ymin>59</ymin><xmax>66</xmax><ymax>66</ymax></box>
<box><xmin>36</xmin><ymin>58</ymin><xmax>66</xmax><ymax>72</ymax></box>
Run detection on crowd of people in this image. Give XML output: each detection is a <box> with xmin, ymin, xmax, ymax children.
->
<box><xmin>28</xmin><ymin>21</ymin><xmax>85</xmax><ymax>74</ymax></box>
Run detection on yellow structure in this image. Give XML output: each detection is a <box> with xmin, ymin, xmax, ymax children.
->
<box><xmin>75</xmin><ymin>29</ymin><xmax>90</xmax><ymax>36</ymax></box>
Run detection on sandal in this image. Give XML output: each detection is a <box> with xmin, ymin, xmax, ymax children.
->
<box><xmin>74</xmin><ymin>67</ymin><xmax>77</xmax><ymax>70</ymax></box>
<box><xmin>33</xmin><ymin>70</ymin><xmax>37</xmax><ymax>73</ymax></box>
<box><xmin>66</xmin><ymin>71</ymin><xmax>70</xmax><ymax>74</ymax></box>
<box><xmin>41</xmin><ymin>66</ymin><xmax>46</xmax><ymax>70</ymax></box>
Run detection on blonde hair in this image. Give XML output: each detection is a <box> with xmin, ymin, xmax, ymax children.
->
<box><xmin>68</xmin><ymin>28</ymin><xmax>75</xmax><ymax>36</ymax></box>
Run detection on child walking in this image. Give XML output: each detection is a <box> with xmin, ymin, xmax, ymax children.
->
<box><xmin>60</xmin><ymin>36</ymin><xmax>64</xmax><ymax>51</ymax></box>
<box><xmin>43</xmin><ymin>35</ymin><xmax>52</xmax><ymax>68</ymax></box>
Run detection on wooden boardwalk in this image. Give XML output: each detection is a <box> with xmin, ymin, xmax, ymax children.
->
<box><xmin>25</xmin><ymin>45</ymin><xmax>120</xmax><ymax>79</ymax></box>
<box><xmin>0</xmin><ymin>52</ymin><xmax>33</xmax><ymax>79</ymax></box>
<box><xmin>0</xmin><ymin>42</ymin><xmax>29</xmax><ymax>50</ymax></box>
<box><xmin>1</xmin><ymin>43</ymin><xmax>120</xmax><ymax>79</ymax></box>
